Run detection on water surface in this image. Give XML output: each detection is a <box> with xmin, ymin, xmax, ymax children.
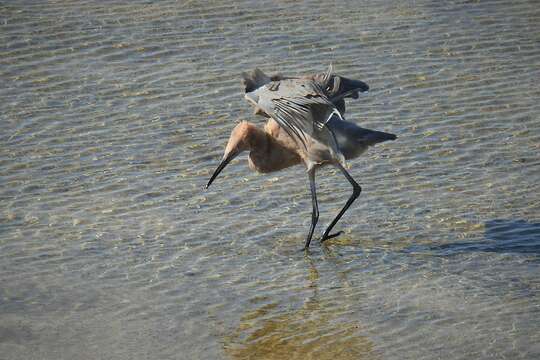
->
<box><xmin>1</xmin><ymin>0</ymin><xmax>539</xmax><ymax>359</ymax></box>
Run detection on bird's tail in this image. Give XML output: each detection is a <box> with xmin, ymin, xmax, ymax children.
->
<box><xmin>365</xmin><ymin>130</ymin><xmax>397</xmax><ymax>146</ymax></box>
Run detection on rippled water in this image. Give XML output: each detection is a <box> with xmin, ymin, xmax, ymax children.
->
<box><xmin>1</xmin><ymin>0</ymin><xmax>539</xmax><ymax>359</ymax></box>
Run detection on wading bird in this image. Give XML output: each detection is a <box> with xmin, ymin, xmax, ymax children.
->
<box><xmin>206</xmin><ymin>67</ymin><xmax>396</xmax><ymax>250</ymax></box>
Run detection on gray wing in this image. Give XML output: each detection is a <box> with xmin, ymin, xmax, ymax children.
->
<box><xmin>241</xmin><ymin>66</ymin><xmax>369</xmax><ymax>116</ymax></box>
<box><xmin>246</xmin><ymin>78</ymin><xmax>344</xmax><ymax>160</ymax></box>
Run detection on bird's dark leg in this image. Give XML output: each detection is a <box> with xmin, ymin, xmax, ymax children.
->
<box><xmin>320</xmin><ymin>163</ymin><xmax>361</xmax><ymax>243</ymax></box>
<box><xmin>303</xmin><ymin>168</ymin><xmax>319</xmax><ymax>250</ymax></box>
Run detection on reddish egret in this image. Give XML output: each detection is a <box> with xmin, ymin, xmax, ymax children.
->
<box><xmin>207</xmin><ymin>67</ymin><xmax>396</xmax><ymax>250</ymax></box>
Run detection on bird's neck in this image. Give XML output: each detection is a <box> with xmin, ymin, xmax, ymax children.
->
<box><xmin>247</xmin><ymin>126</ymin><xmax>301</xmax><ymax>173</ymax></box>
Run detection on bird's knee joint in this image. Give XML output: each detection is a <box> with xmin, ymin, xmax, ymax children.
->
<box><xmin>353</xmin><ymin>185</ymin><xmax>362</xmax><ymax>197</ymax></box>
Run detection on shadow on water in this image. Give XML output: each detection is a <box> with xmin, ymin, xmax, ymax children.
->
<box><xmin>222</xmin><ymin>258</ymin><xmax>379</xmax><ymax>360</ymax></box>
<box><xmin>408</xmin><ymin>219</ymin><xmax>540</xmax><ymax>257</ymax></box>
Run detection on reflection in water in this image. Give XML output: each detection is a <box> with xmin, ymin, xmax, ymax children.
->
<box><xmin>223</xmin><ymin>260</ymin><xmax>378</xmax><ymax>360</ymax></box>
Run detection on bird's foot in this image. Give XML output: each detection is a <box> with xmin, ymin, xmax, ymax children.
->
<box><xmin>320</xmin><ymin>231</ymin><xmax>343</xmax><ymax>243</ymax></box>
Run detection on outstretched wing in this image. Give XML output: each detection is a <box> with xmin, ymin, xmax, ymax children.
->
<box><xmin>245</xmin><ymin>78</ymin><xmax>345</xmax><ymax>163</ymax></box>
<box><xmin>241</xmin><ymin>66</ymin><xmax>369</xmax><ymax>117</ymax></box>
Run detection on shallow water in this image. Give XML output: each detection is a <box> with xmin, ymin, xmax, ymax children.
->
<box><xmin>1</xmin><ymin>0</ymin><xmax>539</xmax><ymax>359</ymax></box>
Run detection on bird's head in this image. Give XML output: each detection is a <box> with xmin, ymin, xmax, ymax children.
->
<box><xmin>206</xmin><ymin>121</ymin><xmax>254</xmax><ymax>189</ymax></box>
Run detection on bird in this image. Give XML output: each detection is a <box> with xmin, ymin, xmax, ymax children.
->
<box><xmin>206</xmin><ymin>66</ymin><xmax>396</xmax><ymax>250</ymax></box>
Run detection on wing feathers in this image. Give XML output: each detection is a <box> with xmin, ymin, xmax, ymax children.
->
<box><xmin>246</xmin><ymin>76</ymin><xmax>345</xmax><ymax>162</ymax></box>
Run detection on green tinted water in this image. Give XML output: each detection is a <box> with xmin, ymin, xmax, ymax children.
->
<box><xmin>1</xmin><ymin>1</ymin><xmax>539</xmax><ymax>359</ymax></box>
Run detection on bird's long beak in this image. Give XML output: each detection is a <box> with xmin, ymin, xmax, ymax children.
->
<box><xmin>205</xmin><ymin>151</ymin><xmax>239</xmax><ymax>189</ymax></box>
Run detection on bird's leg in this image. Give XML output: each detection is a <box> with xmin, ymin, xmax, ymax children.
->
<box><xmin>303</xmin><ymin>168</ymin><xmax>319</xmax><ymax>250</ymax></box>
<box><xmin>320</xmin><ymin>163</ymin><xmax>362</xmax><ymax>243</ymax></box>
